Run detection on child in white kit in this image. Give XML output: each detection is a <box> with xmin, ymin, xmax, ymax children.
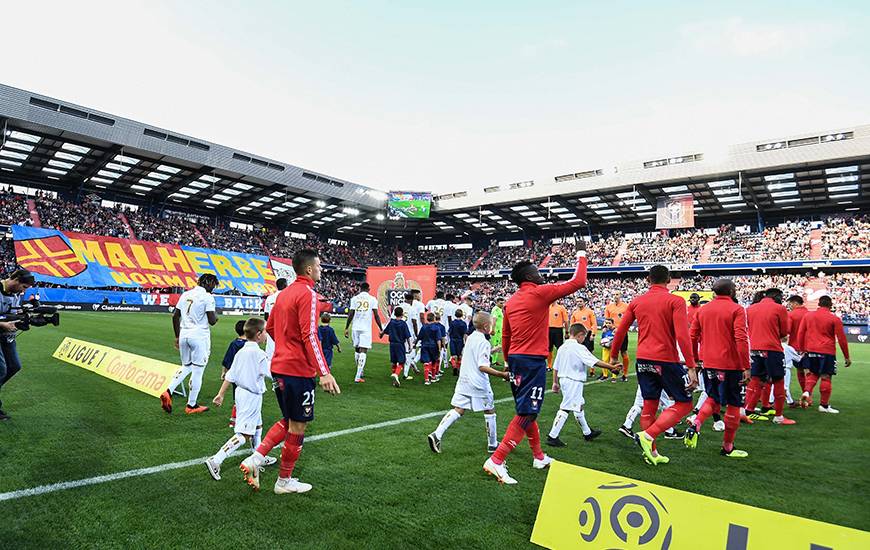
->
<box><xmin>205</xmin><ymin>318</ymin><xmax>274</xmax><ymax>480</ymax></box>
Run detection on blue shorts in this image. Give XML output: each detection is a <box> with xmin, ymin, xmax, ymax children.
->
<box><xmin>636</xmin><ymin>360</ymin><xmax>692</xmax><ymax>403</ymax></box>
<box><xmin>806</xmin><ymin>353</ymin><xmax>837</xmax><ymax>376</ymax></box>
<box><xmin>389</xmin><ymin>343</ymin><xmax>407</xmax><ymax>365</ymax></box>
<box><xmin>420</xmin><ymin>345</ymin><xmax>439</xmax><ymax>364</ymax></box>
<box><xmin>273</xmin><ymin>374</ymin><xmax>316</xmax><ymax>423</ymax></box>
<box><xmin>507</xmin><ymin>354</ymin><xmax>548</xmax><ymax>415</ymax></box>
<box><xmin>450</xmin><ymin>338</ymin><xmax>464</xmax><ymax>357</ymax></box>
<box><xmin>703</xmin><ymin>368</ymin><xmax>744</xmax><ymax>407</ymax></box>
<box><xmin>750</xmin><ymin>350</ymin><xmax>785</xmax><ymax>381</ymax></box>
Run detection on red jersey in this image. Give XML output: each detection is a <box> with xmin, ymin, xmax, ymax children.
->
<box><xmin>795</xmin><ymin>307</ymin><xmax>850</xmax><ymax>359</ymax></box>
<box><xmin>610</xmin><ymin>285</ymin><xmax>696</xmax><ymax>368</ymax></box>
<box><xmin>266</xmin><ymin>276</ymin><xmax>331</xmax><ymax>377</ymax></box>
<box><xmin>689</xmin><ymin>296</ymin><xmax>750</xmax><ymax>371</ymax></box>
<box><xmin>687</xmin><ymin>304</ymin><xmax>701</xmax><ymax>328</ymax></box>
<box><xmin>502</xmin><ymin>254</ymin><xmax>587</xmax><ymax>357</ymax></box>
<box><xmin>746</xmin><ymin>298</ymin><xmax>789</xmax><ymax>352</ymax></box>
<box><xmin>787</xmin><ymin>306</ymin><xmax>808</xmax><ymax>350</ymax></box>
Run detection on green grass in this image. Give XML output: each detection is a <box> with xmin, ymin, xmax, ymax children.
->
<box><xmin>0</xmin><ymin>312</ymin><xmax>868</xmax><ymax>549</ymax></box>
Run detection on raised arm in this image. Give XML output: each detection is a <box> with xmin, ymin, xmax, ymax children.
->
<box><xmin>535</xmin><ymin>252</ymin><xmax>588</xmax><ymax>304</ymax></box>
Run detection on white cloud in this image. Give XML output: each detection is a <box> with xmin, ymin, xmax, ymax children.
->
<box><xmin>680</xmin><ymin>17</ymin><xmax>844</xmax><ymax>56</ymax></box>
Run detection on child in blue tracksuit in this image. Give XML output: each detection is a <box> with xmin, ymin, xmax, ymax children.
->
<box><xmin>381</xmin><ymin>307</ymin><xmax>412</xmax><ymax>388</ymax></box>
<box><xmin>418</xmin><ymin>312</ymin><xmax>444</xmax><ymax>386</ymax></box>
<box><xmin>317</xmin><ymin>312</ymin><xmax>341</xmax><ymax>369</ymax></box>
<box><xmin>448</xmin><ymin>309</ymin><xmax>468</xmax><ymax>376</ymax></box>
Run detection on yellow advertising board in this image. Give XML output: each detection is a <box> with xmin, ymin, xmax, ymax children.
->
<box><xmin>531</xmin><ymin>461</ymin><xmax>870</xmax><ymax>550</ymax></box>
<box><xmin>53</xmin><ymin>337</ymin><xmax>181</xmax><ymax>397</ymax></box>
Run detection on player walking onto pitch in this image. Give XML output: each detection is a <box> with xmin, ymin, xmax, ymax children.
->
<box><xmin>546</xmin><ymin>324</ymin><xmax>619</xmax><ymax>447</ymax></box>
<box><xmin>490</xmin><ymin>297</ymin><xmax>506</xmax><ymax>366</ymax></box>
<box><xmin>483</xmin><ymin>239</ymin><xmax>587</xmax><ymax>485</ymax></box>
<box><xmin>684</xmin><ymin>279</ymin><xmax>752</xmax><ymax>458</ymax></box>
<box><xmin>161</xmin><ymin>274</ymin><xmax>219</xmax><ymax>415</ymax></box>
<box><xmin>609</xmin><ymin>265</ymin><xmax>697</xmax><ymax>466</ymax></box>
<box><xmin>797</xmin><ymin>295</ymin><xmax>851</xmax><ymax>413</ymax></box>
<box><xmin>206</xmin><ymin>318</ymin><xmax>275</xmax><ymax>480</ymax></box>
<box><xmin>428</xmin><ymin>312</ymin><xmax>507</xmax><ymax>454</ymax></box>
<box><xmin>345</xmin><ymin>282</ymin><xmax>383</xmax><ymax>383</ymax></box>
<box><xmin>240</xmin><ymin>249</ymin><xmax>340</xmax><ymax>495</ymax></box>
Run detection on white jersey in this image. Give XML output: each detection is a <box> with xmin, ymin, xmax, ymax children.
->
<box><xmin>350</xmin><ymin>292</ymin><xmax>378</xmax><ymax>332</ymax></box>
<box><xmin>412</xmin><ymin>300</ymin><xmax>426</xmax><ymax>324</ymax></box>
<box><xmin>263</xmin><ymin>290</ymin><xmax>280</xmax><ymax>315</ymax></box>
<box><xmin>784</xmin><ymin>343</ymin><xmax>801</xmax><ymax>366</ymax></box>
<box><xmin>176</xmin><ymin>286</ymin><xmax>215</xmax><ymax>339</ymax></box>
<box><xmin>454</xmin><ymin>331</ymin><xmax>493</xmax><ymax>397</ymax></box>
<box><xmin>442</xmin><ymin>301</ymin><xmax>458</xmax><ymax>330</ymax></box>
<box><xmin>458</xmin><ymin>303</ymin><xmax>473</xmax><ymax>327</ymax></box>
<box><xmin>553</xmin><ymin>339</ymin><xmax>599</xmax><ymax>382</ymax></box>
<box><xmin>402</xmin><ymin>303</ymin><xmax>420</xmax><ymax>339</ymax></box>
<box><xmin>426</xmin><ymin>298</ymin><xmax>446</xmax><ymax>318</ymax></box>
<box><xmin>225</xmin><ymin>341</ymin><xmax>271</xmax><ymax>394</ymax></box>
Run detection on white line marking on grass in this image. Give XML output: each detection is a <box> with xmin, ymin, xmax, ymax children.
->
<box><xmin>0</xmin><ymin>375</ymin><xmax>633</xmax><ymax>502</ymax></box>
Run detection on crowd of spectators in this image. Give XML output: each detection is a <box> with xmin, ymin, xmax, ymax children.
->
<box><xmin>821</xmin><ymin>215</ymin><xmax>869</xmax><ymax>259</ymax></box>
<box><xmin>621</xmin><ymin>229</ymin><xmax>708</xmax><ymax>265</ymax></box>
<box><xmin>127</xmin><ymin>210</ymin><xmax>204</xmax><ymax>247</ymax></box>
<box><xmin>36</xmin><ymin>197</ymin><xmax>129</xmax><ymax>237</ymax></box>
<box><xmin>0</xmin><ymin>188</ymin><xmax>30</xmax><ymax>226</ymax></box>
<box><xmin>708</xmin><ymin>222</ymin><xmax>813</xmax><ymax>263</ymax></box>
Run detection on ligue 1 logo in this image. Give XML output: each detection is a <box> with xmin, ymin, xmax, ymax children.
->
<box><xmin>577</xmin><ymin>481</ymin><xmax>673</xmax><ymax>549</ymax></box>
<box><xmin>376</xmin><ymin>271</ymin><xmax>422</xmax><ymax>318</ymax></box>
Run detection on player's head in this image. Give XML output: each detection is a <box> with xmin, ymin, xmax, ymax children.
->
<box><xmin>404</xmin><ymin>292</ymin><xmax>413</xmax><ymax>303</ymax></box>
<box><xmin>496</xmin><ymin>296</ymin><xmax>505</xmax><ymax>307</ymax></box>
<box><xmin>612</xmin><ymin>291</ymin><xmax>623</xmax><ymax>303</ymax></box>
<box><xmin>197</xmin><ymin>273</ymin><xmax>219</xmax><ymax>293</ymax></box>
<box><xmin>426</xmin><ymin>312</ymin><xmax>436</xmax><ymax>322</ymax></box>
<box><xmin>576</xmin><ymin>295</ymin><xmax>587</xmax><ymax>308</ymax></box>
<box><xmin>412</xmin><ymin>289</ymin><xmax>422</xmax><ymax>300</ymax></box>
<box><xmin>275</xmin><ymin>278</ymin><xmax>288</xmax><ymax>291</ymax></box>
<box><xmin>445</xmin><ymin>293</ymin><xmax>455</xmax><ymax>302</ymax></box>
<box><xmin>4</xmin><ymin>269</ymin><xmax>35</xmax><ymax>293</ymax></box>
<box><xmin>464</xmin><ymin>295</ymin><xmax>473</xmax><ymax>304</ymax></box>
<box><xmin>689</xmin><ymin>292</ymin><xmax>701</xmax><ymax>305</ymax></box>
<box><xmin>454</xmin><ymin>308</ymin><xmax>464</xmax><ymax>319</ymax></box>
<box><xmin>472</xmin><ymin>311</ymin><xmax>491</xmax><ymax>334</ymax></box>
<box><xmin>764</xmin><ymin>288</ymin><xmax>784</xmax><ymax>304</ymax></box>
<box><xmin>243</xmin><ymin>317</ymin><xmax>266</xmax><ymax>343</ymax></box>
<box><xmin>604</xmin><ymin>317</ymin><xmax>615</xmax><ymax>329</ymax></box>
<box><xmin>320</xmin><ymin>312</ymin><xmax>331</xmax><ymax>324</ymax></box>
<box><xmin>511</xmin><ymin>260</ymin><xmax>545</xmax><ymax>286</ymax></box>
<box><xmin>751</xmin><ymin>290</ymin><xmax>765</xmax><ymax>304</ymax></box>
<box><xmin>234</xmin><ymin>319</ymin><xmax>246</xmax><ymax>337</ymax></box>
<box><xmin>786</xmin><ymin>295</ymin><xmax>804</xmax><ymax>309</ymax></box>
<box><xmin>818</xmin><ymin>295</ymin><xmax>833</xmax><ymax>309</ymax></box>
<box><xmin>568</xmin><ymin>323</ymin><xmax>588</xmax><ymax>340</ymax></box>
<box><xmin>435</xmin><ymin>290</ymin><xmax>444</xmax><ymax>299</ymax></box>
<box><xmin>393</xmin><ymin>306</ymin><xmax>404</xmax><ymax>318</ymax></box>
<box><xmin>360</xmin><ymin>282</ymin><xmax>370</xmax><ymax>292</ymax></box>
<box><xmin>647</xmin><ymin>265</ymin><xmax>670</xmax><ymax>285</ymax></box>
<box><xmin>711</xmin><ymin>279</ymin><xmax>736</xmax><ymax>298</ymax></box>
<box><xmin>293</xmin><ymin>249</ymin><xmax>322</xmax><ymax>283</ymax></box>
<box><xmin>435</xmin><ymin>313</ymin><xmax>442</xmax><ymax>322</ymax></box>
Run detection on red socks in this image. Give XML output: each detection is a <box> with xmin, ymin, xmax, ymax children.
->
<box><xmin>694</xmin><ymin>398</ymin><xmax>718</xmax><ymax>430</ymax></box>
<box><xmin>524</xmin><ymin>420</ymin><xmax>545</xmax><ymax>461</ymax></box>
<box><xmin>279</xmin><ymin>432</ymin><xmax>304</xmax><ymax>478</ymax></box>
<box><xmin>773</xmin><ymin>379</ymin><xmax>786</xmax><ymax>416</ymax></box>
<box><xmin>256</xmin><ymin>419</ymin><xmax>288</xmax><ymax>456</ymax></box>
<box><xmin>392</xmin><ymin>363</ymin><xmax>403</xmax><ymax>376</ymax></box>
<box><xmin>804</xmin><ymin>373</ymin><xmax>819</xmax><ymax>394</ymax></box>
<box><xmin>621</xmin><ymin>354</ymin><xmax>629</xmax><ymax>376</ymax></box>
<box><xmin>723</xmin><ymin>405</ymin><xmax>740</xmax><ymax>452</ymax></box>
<box><xmin>646</xmin><ymin>401</ymin><xmax>693</xmax><ymax>439</ymax></box>
<box><xmin>796</xmin><ymin>370</ymin><xmax>806</xmax><ymax>391</ymax></box>
<box><xmin>820</xmin><ymin>378</ymin><xmax>832</xmax><ymax>406</ymax></box>
<box><xmin>744</xmin><ymin>376</ymin><xmax>763</xmax><ymax>412</ymax></box>
<box><xmin>761</xmin><ymin>382</ymin><xmax>772</xmax><ymax>409</ymax></box>
<box><xmin>491</xmin><ymin>416</ymin><xmax>528</xmax><ymax>465</ymax></box>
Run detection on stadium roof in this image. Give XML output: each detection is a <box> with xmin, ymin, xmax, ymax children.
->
<box><xmin>1</xmin><ymin>83</ymin><xmax>868</xmax><ymax>242</ymax></box>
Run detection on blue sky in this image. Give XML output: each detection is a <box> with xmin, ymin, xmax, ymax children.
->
<box><xmin>3</xmin><ymin>1</ymin><xmax>868</xmax><ymax>193</ymax></box>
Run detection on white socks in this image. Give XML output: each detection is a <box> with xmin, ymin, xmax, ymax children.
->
<box><xmin>355</xmin><ymin>352</ymin><xmax>367</xmax><ymax>380</ymax></box>
<box><xmin>624</xmin><ymin>404</ymin><xmax>642</xmax><ymax>429</ymax></box>
<box><xmin>186</xmin><ymin>365</ymin><xmax>205</xmax><ymax>407</ymax></box>
<box><xmin>403</xmin><ymin>357</ymin><xmax>413</xmax><ymax>377</ymax></box>
<box><xmin>434</xmin><ymin>409</ymin><xmax>462</xmax><ymax>439</ymax></box>
<box><xmin>484</xmin><ymin>413</ymin><xmax>497</xmax><ymax>448</ymax></box>
<box><xmin>549</xmin><ymin>410</ymin><xmax>569</xmax><ymax>439</ymax></box>
<box><xmin>574</xmin><ymin>410</ymin><xmax>591</xmax><ymax>436</ymax></box>
<box><xmin>252</xmin><ymin>427</ymin><xmax>262</xmax><ymax>450</ymax></box>
<box><xmin>167</xmin><ymin>365</ymin><xmax>191</xmax><ymax>395</ymax></box>
<box><xmin>213</xmin><ymin>433</ymin><xmax>246</xmax><ymax>465</ymax></box>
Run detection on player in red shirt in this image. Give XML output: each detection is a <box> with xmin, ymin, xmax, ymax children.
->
<box><xmin>786</xmin><ymin>295</ymin><xmax>810</xmax><ymax>392</ymax></box>
<box><xmin>744</xmin><ymin>288</ymin><xmax>794</xmax><ymax>424</ymax></box>
<box><xmin>483</xmin><ymin>239</ymin><xmax>588</xmax><ymax>484</ymax></box>
<box><xmin>684</xmin><ymin>279</ymin><xmax>751</xmax><ymax>458</ymax></box>
<box><xmin>610</xmin><ymin>265</ymin><xmax>697</xmax><ymax>466</ymax></box>
<box><xmin>239</xmin><ymin>249</ymin><xmax>340</xmax><ymax>495</ymax></box>
<box><xmin>686</xmin><ymin>292</ymin><xmax>702</xmax><ymax>327</ymax></box>
<box><xmin>797</xmin><ymin>295</ymin><xmax>851</xmax><ymax>413</ymax></box>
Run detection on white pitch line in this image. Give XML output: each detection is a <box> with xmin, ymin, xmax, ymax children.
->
<box><xmin>0</xmin><ymin>375</ymin><xmax>631</xmax><ymax>502</ymax></box>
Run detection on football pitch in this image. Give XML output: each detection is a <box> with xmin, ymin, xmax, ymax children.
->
<box><xmin>1</xmin><ymin>312</ymin><xmax>868</xmax><ymax>549</ymax></box>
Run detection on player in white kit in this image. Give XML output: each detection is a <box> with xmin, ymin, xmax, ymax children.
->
<box><xmin>401</xmin><ymin>292</ymin><xmax>422</xmax><ymax>379</ymax></box>
<box><xmin>441</xmin><ymin>294</ymin><xmax>458</xmax><ymax>370</ymax></box>
<box><xmin>161</xmin><ymin>274</ymin><xmax>219</xmax><ymax>414</ymax></box>
<box><xmin>206</xmin><ymin>318</ymin><xmax>274</xmax><ymax>480</ymax></box>
<box><xmin>263</xmin><ymin>278</ymin><xmax>288</xmax><ymax>361</ymax></box>
<box><xmin>546</xmin><ymin>324</ymin><xmax>619</xmax><ymax>446</ymax></box>
<box><xmin>344</xmin><ymin>282</ymin><xmax>383</xmax><ymax>383</ymax></box>
<box><xmin>458</xmin><ymin>295</ymin><xmax>474</xmax><ymax>329</ymax></box>
<box><xmin>427</xmin><ymin>312</ymin><xmax>508</xmax><ymax>454</ymax></box>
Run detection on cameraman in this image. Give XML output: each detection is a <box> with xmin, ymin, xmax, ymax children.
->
<box><xmin>0</xmin><ymin>269</ymin><xmax>35</xmax><ymax>420</ymax></box>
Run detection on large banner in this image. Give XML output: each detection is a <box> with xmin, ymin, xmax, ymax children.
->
<box><xmin>11</xmin><ymin>225</ymin><xmax>289</xmax><ymax>295</ymax></box>
<box><xmin>53</xmin><ymin>337</ymin><xmax>182</xmax><ymax>398</ymax></box>
<box><xmin>366</xmin><ymin>265</ymin><xmax>437</xmax><ymax>343</ymax></box>
<box><xmin>655</xmin><ymin>196</ymin><xmax>694</xmax><ymax>229</ymax></box>
<box><xmin>532</xmin><ymin>461</ymin><xmax>870</xmax><ymax>549</ymax></box>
